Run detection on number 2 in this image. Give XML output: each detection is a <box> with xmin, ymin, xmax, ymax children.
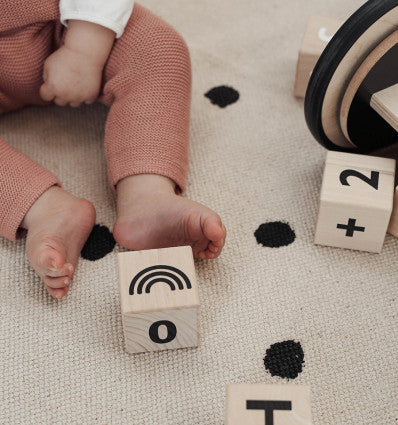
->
<box><xmin>339</xmin><ymin>169</ymin><xmax>380</xmax><ymax>190</ymax></box>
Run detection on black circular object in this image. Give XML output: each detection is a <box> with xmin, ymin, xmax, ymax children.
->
<box><xmin>305</xmin><ymin>0</ymin><xmax>398</xmax><ymax>152</ymax></box>
<box><xmin>80</xmin><ymin>224</ymin><xmax>116</xmax><ymax>261</ymax></box>
<box><xmin>204</xmin><ymin>85</ymin><xmax>240</xmax><ymax>108</ymax></box>
<box><xmin>263</xmin><ymin>340</ymin><xmax>305</xmax><ymax>379</ymax></box>
<box><xmin>254</xmin><ymin>221</ymin><xmax>296</xmax><ymax>248</ymax></box>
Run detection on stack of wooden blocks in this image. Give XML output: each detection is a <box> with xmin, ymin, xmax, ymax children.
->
<box><xmin>116</xmin><ymin>154</ymin><xmax>397</xmax><ymax>424</ymax></box>
<box><xmin>117</xmin><ymin>247</ymin><xmax>314</xmax><ymax>424</ymax></box>
<box><xmin>294</xmin><ymin>17</ymin><xmax>398</xmax><ymax>249</ymax></box>
<box><xmin>314</xmin><ymin>151</ymin><xmax>397</xmax><ymax>252</ymax></box>
<box><xmin>111</xmin><ymin>14</ymin><xmax>398</xmax><ymax>425</ymax></box>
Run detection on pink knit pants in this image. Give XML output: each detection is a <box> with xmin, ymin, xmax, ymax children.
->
<box><xmin>0</xmin><ymin>3</ymin><xmax>191</xmax><ymax>241</ymax></box>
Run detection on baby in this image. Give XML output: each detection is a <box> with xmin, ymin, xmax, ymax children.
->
<box><xmin>0</xmin><ymin>0</ymin><xmax>226</xmax><ymax>299</ymax></box>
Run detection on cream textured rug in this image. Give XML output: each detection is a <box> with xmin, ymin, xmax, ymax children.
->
<box><xmin>1</xmin><ymin>0</ymin><xmax>397</xmax><ymax>424</ymax></box>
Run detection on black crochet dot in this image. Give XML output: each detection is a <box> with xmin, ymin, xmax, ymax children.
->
<box><xmin>205</xmin><ymin>85</ymin><xmax>239</xmax><ymax>108</ymax></box>
<box><xmin>80</xmin><ymin>224</ymin><xmax>116</xmax><ymax>261</ymax></box>
<box><xmin>264</xmin><ymin>340</ymin><xmax>304</xmax><ymax>379</ymax></box>
<box><xmin>254</xmin><ymin>221</ymin><xmax>295</xmax><ymax>248</ymax></box>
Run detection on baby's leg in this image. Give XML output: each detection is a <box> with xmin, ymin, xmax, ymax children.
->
<box><xmin>98</xmin><ymin>4</ymin><xmax>226</xmax><ymax>258</ymax></box>
<box><xmin>0</xmin><ymin>138</ymin><xmax>96</xmax><ymax>298</ymax></box>
<box><xmin>0</xmin><ymin>19</ymin><xmax>97</xmax><ymax>298</ymax></box>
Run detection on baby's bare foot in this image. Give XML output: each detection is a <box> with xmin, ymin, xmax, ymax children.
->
<box><xmin>21</xmin><ymin>186</ymin><xmax>96</xmax><ymax>299</ymax></box>
<box><xmin>113</xmin><ymin>175</ymin><xmax>226</xmax><ymax>259</ymax></box>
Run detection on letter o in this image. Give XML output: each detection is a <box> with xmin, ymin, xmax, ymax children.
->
<box><xmin>149</xmin><ymin>320</ymin><xmax>177</xmax><ymax>344</ymax></box>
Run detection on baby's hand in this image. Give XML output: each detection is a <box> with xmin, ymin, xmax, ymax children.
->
<box><xmin>40</xmin><ymin>45</ymin><xmax>103</xmax><ymax>107</ymax></box>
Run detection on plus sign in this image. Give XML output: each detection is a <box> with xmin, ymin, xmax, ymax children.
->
<box><xmin>337</xmin><ymin>218</ymin><xmax>365</xmax><ymax>237</ymax></box>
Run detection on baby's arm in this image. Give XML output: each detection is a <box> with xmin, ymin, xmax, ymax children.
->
<box><xmin>40</xmin><ymin>0</ymin><xmax>134</xmax><ymax>107</ymax></box>
<box><xmin>40</xmin><ymin>21</ymin><xmax>115</xmax><ymax>107</ymax></box>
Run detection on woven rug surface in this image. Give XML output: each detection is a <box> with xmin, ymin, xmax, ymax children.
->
<box><xmin>1</xmin><ymin>0</ymin><xmax>397</xmax><ymax>423</ymax></box>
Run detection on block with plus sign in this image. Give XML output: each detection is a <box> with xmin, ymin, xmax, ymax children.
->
<box><xmin>226</xmin><ymin>384</ymin><xmax>312</xmax><ymax>425</ymax></box>
<box><xmin>314</xmin><ymin>151</ymin><xmax>396</xmax><ymax>253</ymax></box>
<box><xmin>294</xmin><ymin>16</ymin><xmax>343</xmax><ymax>98</ymax></box>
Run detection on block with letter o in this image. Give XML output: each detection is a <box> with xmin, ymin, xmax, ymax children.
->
<box><xmin>117</xmin><ymin>246</ymin><xmax>200</xmax><ymax>354</ymax></box>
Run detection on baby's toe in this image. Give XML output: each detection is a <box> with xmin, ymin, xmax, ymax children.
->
<box><xmin>197</xmin><ymin>251</ymin><xmax>207</xmax><ymax>260</ymax></box>
<box><xmin>202</xmin><ymin>215</ymin><xmax>226</xmax><ymax>245</ymax></box>
<box><xmin>197</xmin><ymin>249</ymin><xmax>218</xmax><ymax>260</ymax></box>
<box><xmin>38</xmin><ymin>246</ymin><xmax>71</xmax><ymax>278</ymax></box>
<box><xmin>215</xmin><ymin>225</ymin><xmax>227</xmax><ymax>246</ymax></box>
<box><xmin>45</xmin><ymin>284</ymin><xmax>69</xmax><ymax>299</ymax></box>
<box><xmin>207</xmin><ymin>242</ymin><xmax>220</xmax><ymax>254</ymax></box>
<box><xmin>44</xmin><ymin>275</ymin><xmax>71</xmax><ymax>290</ymax></box>
<box><xmin>46</xmin><ymin>262</ymin><xmax>74</xmax><ymax>278</ymax></box>
<box><xmin>205</xmin><ymin>243</ymin><xmax>222</xmax><ymax>259</ymax></box>
<box><xmin>44</xmin><ymin>275</ymin><xmax>70</xmax><ymax>299</ymax></box>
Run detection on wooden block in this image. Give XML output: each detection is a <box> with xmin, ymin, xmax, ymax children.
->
<box><xmin>314</xmin><ymin>151</ymin><xmax>395</xmax><ymax>253</ymax></box>
<box><xmin>226</xmin><ymin>384</ymin><xmax>312</xmax><ymax>425</ymax></box>
<box><xmin>117</xmin><ymin>246</ymin><xmax>200</xmax><ymax>354</ymax></box>
<box><xmin>370</xmin><ymin>83</ymin><xmax>398</xmax><ymax>132</ymax></box>
<box><xmin>388</xmin><ymin>186</ymin><xmax>398</xmax><ymax>237</ymax></box>
<box><xmin>294</xmin><ymin>16</ymin><xmax>342</xmax><ymax>98</ymax></box>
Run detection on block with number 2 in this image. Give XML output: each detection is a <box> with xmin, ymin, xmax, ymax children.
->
<box><xmin>314</xmin><ymin>151</ymin><xmax>396</xmax><ymax>253</ymax></box>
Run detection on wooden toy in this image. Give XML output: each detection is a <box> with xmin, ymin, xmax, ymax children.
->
<box><xmin>388</xmin><ymin>187</ymin><xmax>398</xmax><ymax>237</ymax></box>
<box><xmin>305</xmin><ymin>0</ymin><xmax>398</xmax><ymax>152</ymax></box>
<box><xmin>294</xmin><ymin>16</ymin><xmax>342</xmax><ymax>98</ymax></box>
<box><xmin>226</xmin><ymin>384</ymin><xmax>312</xmax><ymax>425</ymax></box>
<box><xmin>117</xmin><ymin>246</ymin><xmax>200</xmax><ymax>354</ymax></box>
<box><xmin>314</xmin><ymin>151</ymin><xmax>395</xmax><ymax>253</ymax></box>
<box><xmin>370</xmin><ymin>83</ymin><xmax>398</xmax><ymax>132</ymax></box>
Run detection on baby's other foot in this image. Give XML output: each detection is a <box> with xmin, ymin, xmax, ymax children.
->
<box><xmin>21</xmin><ymin>186</ymin><xmax>96</xmax><ymax>299</ymax></box>
<box><xmin>113</xmin><ymin>175</ymin><xmax>226</xmax><ymax>259</ymax></box>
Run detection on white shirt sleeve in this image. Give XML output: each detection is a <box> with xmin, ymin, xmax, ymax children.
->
<box><xmin>60</xmin><ymin>0</ymin><xmax>135</xmax><ymax>38</ymax></box>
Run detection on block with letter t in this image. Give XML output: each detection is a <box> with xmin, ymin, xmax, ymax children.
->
<box><xmin>117</xmin><ymin>245</ymin><xmax>200</xmax><ymax>354</ymax></box>
<box><xmin>226</xmin><ymin>384</ymin><xmax>312</xmax><ymax>425</ymax></box>
<box><xmin>314</xmin><ymin>151</ymin><xmax>395</xmax><ymax>253</ymax></box>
